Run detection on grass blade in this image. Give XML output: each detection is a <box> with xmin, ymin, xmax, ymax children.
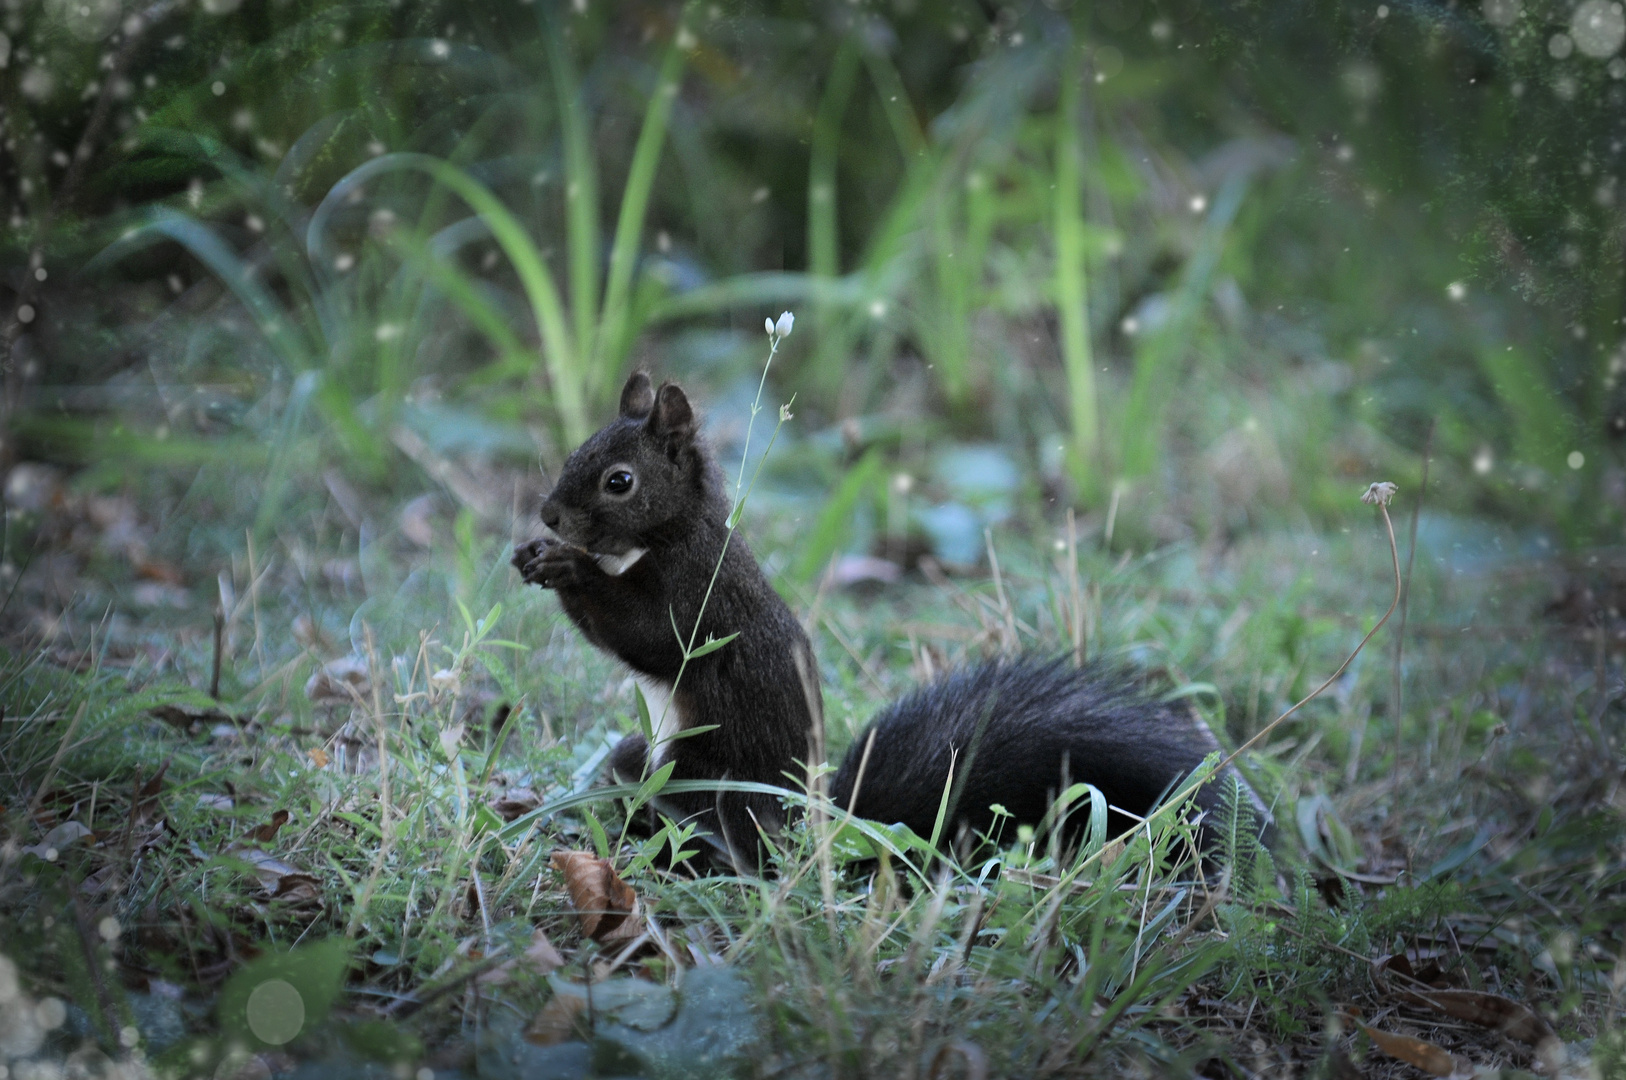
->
<box><xmin>1054</xmin><ymin>42</ymin><xmax>1099</xmax><ymax>498</ymax></box>
<box><xmin>1119</xmin><ymin>171</ymin><xmax>1248</xmax><ymax>482</ymax></box>
<box><xmin>309</xmin><ymin>152</ymin><xmax>587</xmax><ymax>443</ymax></box>
<box><xmin>543</xmin><ymin>8</ymin><xmax>602</xmax><ymax>368</ymax></box>
<box><xmin>591</xmin><ymin>17</ymin><xmax>692</xmax><ymax>400</ymax></box>
<box><xmin>384</xmin><ymin>228</ymin><xmax>535</xmax><ymax>383</ymax></box>
<box><xmin>789</xmin><ymin>448</ymin><xmax>882</xmax><ymax>584</ymax></box>
<box><xmin>87</xmin><ymin>210</ymin><xmax>313</xmax><ymax>374</ymax></box>
<box><xmin>808</xmin><ymin>40</ymin><xmax>860</xmax><ymax>282</ymax></box>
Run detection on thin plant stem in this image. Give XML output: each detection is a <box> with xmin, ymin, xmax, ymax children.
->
<box><xmin>27</xmin><ymin>700</ymin><xmax>88</xmax><ymax>818</ymax></box>
<box><xmin>668</xmin><ymin>333</ymin><xmax>788</xmax><ymax>699</ymax></box>
<box><xmin>621</xmin><ymin>324</ymin><xmax>795</xmax><ymax>862</ymax></box>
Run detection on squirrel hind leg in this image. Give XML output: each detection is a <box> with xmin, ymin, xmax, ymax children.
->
<box><xmin>609</xmin><ymin>732</ymin><xmax>650</xmax><ymax>784</ymax></box>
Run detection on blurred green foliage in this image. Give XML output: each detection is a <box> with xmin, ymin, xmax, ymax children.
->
<box><xmin>3</xmin><ymin>0</ymin><xmax>1624</xmax><ymax>546</ymax></box>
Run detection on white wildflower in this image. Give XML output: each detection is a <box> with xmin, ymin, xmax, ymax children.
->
<box><xmin>1361</xmin><ymin>481</ymin><xmax>1398</xmax><ymax>507</ymax></box>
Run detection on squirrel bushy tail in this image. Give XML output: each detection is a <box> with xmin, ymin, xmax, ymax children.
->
<box><xmin>832</xmin><ymin>657</ymin><xmax>1271</xmax><ymax>852</ymax></box>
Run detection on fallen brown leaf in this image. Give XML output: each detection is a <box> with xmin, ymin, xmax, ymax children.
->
<box><xmin>129</xmin><ymin>818</ymin><xmax>171</xmax><ymax>854</ymax></box>
<box><xmin>550</xmin><ymin>850</ymin><xmax>646</xmax><ymax>948</ymax></box>
<box><xmin>270</xmin><ymin>875</ymin><xmax>322</xmax><ymax>904</ymax></box>
<box><xmin>234</xmin><ymin>848</ymin><xmax>321</xmax><ymax>904</ymax></box>
<box><xmin>490</xmin><ymin>787</ymin><xmax>542</xmax><ymax>822</ymax></box>
<box><xmin>522</xmin><ymin>928</ymin><xmax>567</xmax><ymax>972</ymax></box>
<box><xmin>236</xmin><ymin>847</ymin><xmax>301</xmax><ymax>887</ymax></box>
<box><xmin>1407</xmin><ymin>989</ymin><xmax>1554</xmax><ymax>1046</ymax></box>
<box><xmin>1375</xmin><ymin>951</ymin><xmax>1554</xmax><ymax>1045</ymax></box>
<box><xmin>79</xmin><ymin>864</ymin><xmax>118</xmax><ymax>897</ymax></box>
<box><xmin>308</xmin><ymin>747</ymin><xmax>330</xmax><ymax>769</ymax></box>
<box><xmin>135</xmin><ymin>760</ymin><xmax>170</xmax><ymax>820</ymax></box>
<box><xmin>1358</xmin><ymin>1021</ymin><xmax>1457</xmax><ymax>1076</ymax></box>
<box><xmin>246</xmin><ymin>810</ymin><xmax>291</xmax><ymax>843</ymax></box>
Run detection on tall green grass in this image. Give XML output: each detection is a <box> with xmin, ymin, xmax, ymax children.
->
<box><xmin>1054</xmin><ymin>41</ymin><xmax>1098</xmax><ymax>498</ymax></box>
<box><xmin>25</xmin><ymin>0</ymin><xmax>1622</xmax><ymax>555</ymax></box>
<box><xmin>80</xmin><ymin>8</ymin><xmax>696</xmax><ymax>516</ymax></box>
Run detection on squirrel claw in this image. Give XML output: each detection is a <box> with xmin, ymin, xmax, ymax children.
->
<box><xmin>513</xmin><ymin>538</ymin><xmax>581</xmax><ymax>589</ymax></box>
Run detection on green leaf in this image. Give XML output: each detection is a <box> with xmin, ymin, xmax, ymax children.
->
<box><xmin>925</xmin><ymin>746</ymin><xmax>959</xmax><ymax>853</ymax></box>
<box><xmin>790</xmin><ymin>448</ymin><xmax>883</xmax><ymax>583</ymax></box>
<box><xmin>471</xmin><ymin>803</ymin><xmax>505</xmax><ymax>837</ymax></box>
<box><xmin>343</xmin><ymin>1019</ymin><xmax>423</xmax><ymax>1065</ymax></box>
<box><xmin>663</xmin><ymin>723</ymin><xmax>719</xmax><ymax>742</ymax></box>
<box><xmin>383</xmin><ymin>228</ymin><xmax>536</xmax><ymax>383</ymax></box>
<box><xmin>634</xmin><ymin>682</ymin><xmax>654</xmax><ymax>745</ymax></box>
<box><xmin>685</xmin><ymin>632</ymin><xmax>739</xmax><ymax>660</ymax></box>
<box><xmin>584</xmin><ymin>807</ymin><xmax>611</xmax><ymax>858</ymax></box>
<box><xmin>636</xmin><ymin>760</ymin><xmax>676</xmax><ymax>802</ymax></box>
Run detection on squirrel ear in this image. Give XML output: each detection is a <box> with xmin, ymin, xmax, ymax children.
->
<box><xmin>648</xmin><ymin>382</ymin><xmax>696</xmax><ymax>443</ymax></box>
<box><xmin>619</xmin><ymin>372</ymin><xmax>655</xmax><ymax>419</ymax></box>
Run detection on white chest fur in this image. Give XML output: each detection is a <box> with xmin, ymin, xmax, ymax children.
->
<box><xmin>594</xmin><ymin>547</ymin><xmax>647</xmax><ymax>576</ymax></box>
<box><xmin>635</xmin><ymin>674</ymin><xmax>682</xmax><ymax>765</ymax></box>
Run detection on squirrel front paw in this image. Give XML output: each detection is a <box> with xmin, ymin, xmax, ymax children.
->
<box><xmin>512</xmin><ymin>538</ymin><xmax>587</xmax><ymax>589</ymax></box>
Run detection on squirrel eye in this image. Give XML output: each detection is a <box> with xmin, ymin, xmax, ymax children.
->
<box><xmin>603</xmin><ymin>469</ymin><xmax>635</xmax><ymax>495</ymax></box>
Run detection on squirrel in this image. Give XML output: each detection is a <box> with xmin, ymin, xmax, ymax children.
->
<box><xmin>514</xmin><ymin>372</ymin><xmax>1268</xmax><ymax>871</ymax></box>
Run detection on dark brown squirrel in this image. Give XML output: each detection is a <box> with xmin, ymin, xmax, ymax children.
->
<box><xmin>513</xmin><ymin>372</ymin><xmax>1268</xmax><ymax>870</ymax></box>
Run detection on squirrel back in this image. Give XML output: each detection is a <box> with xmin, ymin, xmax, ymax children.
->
<box><xmin>518</xmin><ymin>373</ymin><xmax>1269</xmax><ymax>870</ymax></box>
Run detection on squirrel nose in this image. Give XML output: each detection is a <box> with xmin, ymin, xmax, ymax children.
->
<box><xmin>540</xmin><ymin>502</ymin><xmax>561</xmax><ymax>531</ymax></box>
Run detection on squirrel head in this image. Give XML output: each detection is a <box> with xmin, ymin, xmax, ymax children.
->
<box><xmin>538</xmin><ymin>372</ymin><xmax>719</xmax><ymax>553</ymax></box>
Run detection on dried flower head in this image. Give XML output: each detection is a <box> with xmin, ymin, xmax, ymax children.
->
<box><xmin>1361</xmin><ymin>481</ymin><xmax>1398</xmax><ymax>507</ymax></box>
